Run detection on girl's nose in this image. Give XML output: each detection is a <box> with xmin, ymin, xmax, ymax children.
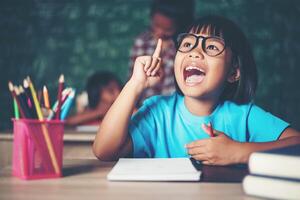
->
<box><xmin>188</xmin><ymin>50</ymin><xmax>204</xmax><ymax>59</ymax></box>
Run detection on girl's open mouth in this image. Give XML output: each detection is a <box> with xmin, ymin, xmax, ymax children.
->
<box><xmin>183</xmin><ymin>66</ymin><xmax>206</xmax><ymax>86</ymax></box>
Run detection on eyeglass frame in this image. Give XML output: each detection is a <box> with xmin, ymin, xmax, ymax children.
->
<box><xmin>176</xmin><ymin>33</ymin><xmax>227</xmax><ymax>57</ymax></box>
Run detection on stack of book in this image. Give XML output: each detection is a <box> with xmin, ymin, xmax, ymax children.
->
<box><xmin>243</xmin><ymin>144</ymin><xmax>300</xmax><ymax>199</ymax></box>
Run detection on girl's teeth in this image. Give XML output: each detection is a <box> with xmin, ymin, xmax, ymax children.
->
<box><xmin>186</xmin><ymin>66</ymin><xmax>205</xmax><ymax>73</ymax></box>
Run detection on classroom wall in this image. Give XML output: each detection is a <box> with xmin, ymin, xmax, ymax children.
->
<box><xmin>0</xmin><ymin>0</ymin><xmax>299</xmax><ymax>131</ymax></box>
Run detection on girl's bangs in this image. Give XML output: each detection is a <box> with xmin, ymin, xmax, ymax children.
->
<box><xmin>190</xmin><ymin>24</ymin><xmax>224</xmax><ymax>38</ymax></box>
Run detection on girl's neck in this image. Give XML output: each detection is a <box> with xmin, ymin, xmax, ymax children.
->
<box><xmin>184</xmin><ymin>96</ymin><xmax>219</xmax><ymax>116</ymax></box>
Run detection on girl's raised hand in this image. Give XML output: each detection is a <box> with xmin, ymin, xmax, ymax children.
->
<box><xmin>130</xmin><ymin>39</ymin><xmax>163</xmax><ymax>89</ymax></box>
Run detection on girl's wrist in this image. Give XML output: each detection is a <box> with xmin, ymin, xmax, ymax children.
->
<box><xmin>234</xmin><ymin>142</ymin><xmax>250</xmax><ymax>164</ymax></box>
<box><xmin>126</xmin><ymin>79</ymin><xmax>145</xmax><ymax>95</ymax></box>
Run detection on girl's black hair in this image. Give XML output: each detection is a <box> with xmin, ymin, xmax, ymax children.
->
<box><xmin>86</xmin><ymin>71</ymin><xmax>121</xmax><ymax>109</ymax></box>
<box><xmin>175</xmin><ymin>15</ymin><xmax>258</xmax><ymax>104</ymax></box>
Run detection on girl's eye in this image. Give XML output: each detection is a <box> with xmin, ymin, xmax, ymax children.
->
<box><xmin>183</xmin><ymin>42</ymin><xmax>192</xmax><ymax>48</ymax></box>
<box><xmin>206</xmin><ymin>45</ymin><xmax>219</xmax><ymax>51</ymax></box>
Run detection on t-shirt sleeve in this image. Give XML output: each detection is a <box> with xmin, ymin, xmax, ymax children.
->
<box><xmin>129</xmin><ymin>99</ymin><xmax>157</xmax><ymax>158</ymax></box>
<box><xmin>247</xmin><ymin>104</ymin><xmax>290</xmax><ymax>142</ymax></box>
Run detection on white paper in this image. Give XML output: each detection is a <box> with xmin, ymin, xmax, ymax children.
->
<box><xmin>107</xmin><ymin>158</ymin><xmax>201</xmax><ymax>182</ymax></box>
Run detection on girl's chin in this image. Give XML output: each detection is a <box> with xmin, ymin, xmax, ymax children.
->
<box><xmin>177</xmin><ymin>79</ymin><xmax>205</xmax><ymax>97</ymax></box>
<box><xmin>179</xmin><ymin>87</ymin><xmax>204</xmax><ymax>98</ymax></box>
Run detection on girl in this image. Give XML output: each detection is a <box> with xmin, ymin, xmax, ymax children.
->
<box><xmin>93</xmin><ymin>15</ymin><xmax>300</xmax><ymax>165</ymax></box>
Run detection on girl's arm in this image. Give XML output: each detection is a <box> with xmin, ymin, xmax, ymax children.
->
<box><xmin>186</xmin><ymin>125</ymin><xmax>300</xmax><ymax>165</ymax></box>
<box><xmin>93</xmin><ymin>39</ymin><xmax>163</xmax><ymax>161</ymax></box>
<box><xmin>237</xmin><ymin>127</ymin><xmax>300</xmax><ymax>163</ymax></box>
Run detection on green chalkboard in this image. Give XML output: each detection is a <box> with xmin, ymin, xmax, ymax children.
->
<box><xmin>0</xmin><ymin>0</ymin><xmax>300</xmax><ymax>130</ymax></box>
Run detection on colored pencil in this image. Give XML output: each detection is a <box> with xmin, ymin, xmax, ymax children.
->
<box><xmin>13</xmin><ymin>99</ymin><xmax>20</xmax><ymax>119</ymax></box>
<box><xmin>38</xmin><ymin>90</ymin><xmax>43</xmax><ymax>106</ymax></box>
<box><xmin>15</xmin><ymin>86</ymin><xmax>32</xmax><ymax>118</ymax></box>
<box><xmin>19</xmin><ymin>85</ymin><xmax>34</xmax><ymax>118</ymax></box>
<box><xmin>47</xmin><ymin>88</ymin><xmax>72</xmax><ymax>120</ymax></box>
<box><xmin>23</xmin><ymin>79</ymin><xmax>38</xmax><ymax>119</ymax></box>
<box><xmin>27</xmin><ymin>77</ymin><xmax>60</xmax><ymax>174</ymax></box>
<box><xmin>208</xmin><ymin>122</ymin><xmax>214</xmax><ymax>137</ymax></box>
<box><xmin>60</xmin><ymin>89</ymin><xmax>75</xmax><ymax>120</ymax></box>
<box><xmin>43</xmin><ymin>86</ymin><xmax>50</xmax><ymax>109</ymax></box>
<box><xmin>8</xmin><ymin>81</ymin><xmax>26</xmax><ymax>118</ymax></box>
<box><xmin>27</xmin><ymin>77</ymin><xmax>44</xmax><ymax>119</ymax></box>
<box><xmin>55</xmin><ymin>74</ymin><xmax>64</xmax><ymax>120</ymax></box>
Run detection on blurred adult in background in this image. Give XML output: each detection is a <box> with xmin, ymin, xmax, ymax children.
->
<box><xmin>66</xmin><ymin>71</ymin><xmax>121</xmax><ymax>126</ymax></box>
<box><xmin>129</xmin><ymin>0</ymin><xmax>195</xmax><ymax>106</ymax></box>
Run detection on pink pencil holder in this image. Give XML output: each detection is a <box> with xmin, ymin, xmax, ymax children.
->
<box><xmin>12</xmin><ymin>119</ymin><xmax>64</xmax><ymax>180</ymax></box>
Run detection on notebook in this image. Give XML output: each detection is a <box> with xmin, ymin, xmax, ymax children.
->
<box><xmin>107</xmin><ymin>158</ymin><xmax>201</xmax><ymax>182</ymax></box>
<box><xmin>248</xmin><ymin>144</ymin><xmax>300</xmax><ymax>179</ymax></box>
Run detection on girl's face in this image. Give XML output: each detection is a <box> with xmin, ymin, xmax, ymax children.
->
<box><xmin>174</xmin><ymin>29</ymin><xmax>235</xmax><ymax>101</ymax></box>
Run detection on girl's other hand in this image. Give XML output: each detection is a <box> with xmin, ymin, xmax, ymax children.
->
<box><xmin>185</xmin><ymin>128</ymin><xmax>242</xmax><ymax>166</ymax></box>
<box><xmin>130</xmin><ymin>39</ymin><xmax>163</xmax><ymax>89</ymax></box>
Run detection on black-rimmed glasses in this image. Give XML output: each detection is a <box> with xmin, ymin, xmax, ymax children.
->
<box><xmin>177</xmin><ymin>33</ymin><xmax>226</xmax><ymax>57</ymax></box>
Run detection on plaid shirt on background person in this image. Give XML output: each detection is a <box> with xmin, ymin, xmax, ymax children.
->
<box><xmin>129</xmin><ymin>30</ymin><xmax>176</xmax><ymax>106</ymax></box>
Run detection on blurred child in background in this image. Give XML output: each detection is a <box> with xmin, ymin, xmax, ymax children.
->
<box><xmin>66</xmin><ymin>71</ymin><xmax>121</xmax><ymax>126</ymax></box>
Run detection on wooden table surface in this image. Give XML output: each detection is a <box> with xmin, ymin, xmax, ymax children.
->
<box><xmin>0</xmin><ymin>159</ymin><xmax>261</xmax><ymax>200</ymax></box>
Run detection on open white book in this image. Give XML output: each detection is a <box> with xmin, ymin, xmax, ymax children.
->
<box><xmin>107</xmin><ymin>158</ymin><xmax>201</xmax><ymax>182</ymax></box>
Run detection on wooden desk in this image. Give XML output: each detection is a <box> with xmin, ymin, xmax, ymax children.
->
<box><xmin>0</xmin><ymin>159</ymin><xmax>260</xmax><ymax>200</ymax></box>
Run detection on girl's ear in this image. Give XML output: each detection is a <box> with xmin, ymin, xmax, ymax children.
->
<box><xmin>227</xmin><ymin>58</ymin><xmax>241</xmax><ymax>83</ymax></box>
<box><xmin>227</xmin><ymin>67</ymin><xmax>240</xmax><ymax>83</ymax></box>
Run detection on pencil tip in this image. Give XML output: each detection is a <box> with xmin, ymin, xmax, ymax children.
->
<box><xmin>14</xmin><ymin>86</ymin><xmax>19</xmax><ymax>95</ymax></box>
<box><xmin>43</xmin><ymin>85</ymin><xmax>47</xmax><ymax>91</ymax></box>
<box><xmin>59</xmin><ymin>74</ymin><xmax>64</xmax><ymax>82</ymax></box>
<box><xmin>8</xmin><ymin>81</ymin><xmax>14</xmax><ymax>91</ymax></box>
<box><xmin>69</xmin><ymin>89</ymin><xmax>76</xmax><ymax>97</ymax></box>
<box><xmin>26</xmin><ymin>76</ymin><xmax>31</xmax><ymax>84</ymax></box>
<box><xmin>23</xmin><ymin>79</ymin><xmax>29</xmax><ymax>88</ymax></box>
<box><xmin>19</xmin><ymin>85</ymin><xmax>24</xmax><ymax>93</ymax></box>
<box><xmin>62</xmin><ymin>87</ymin><xmax>71</xmax><ymax>95</ymax></box>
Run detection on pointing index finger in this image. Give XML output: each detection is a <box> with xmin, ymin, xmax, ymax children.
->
<box><xmin>152</xmin><ymin>38</ymin><xmax>162</xmax><ymax>58</ymax></box>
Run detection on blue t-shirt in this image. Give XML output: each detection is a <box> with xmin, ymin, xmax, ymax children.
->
<box><xmin>129</xmin><ymin>92</ymin><xmax>289</xmax><ymax>158</ymax></box>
